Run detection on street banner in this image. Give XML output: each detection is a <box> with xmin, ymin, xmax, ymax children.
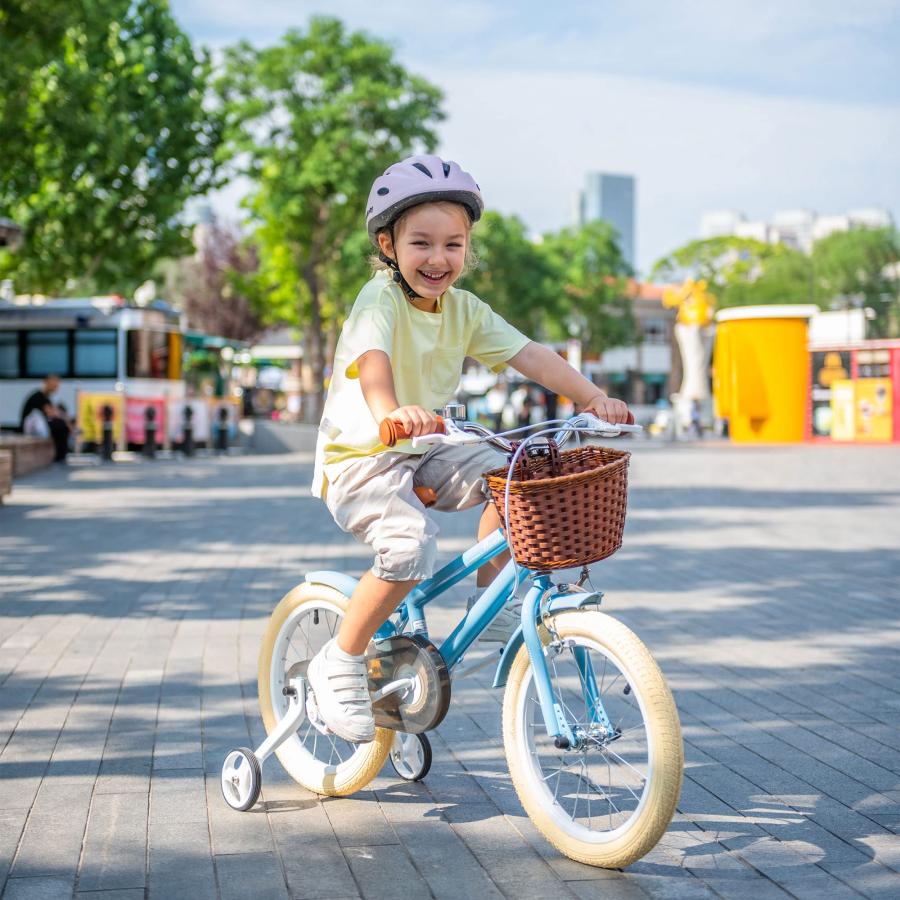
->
<box><xmin>76</xmin><ymin>392</ymin><xmax>125</xmax><ymax>449</ymax></box>
<box><xmin>854</xmin><ymin>378</ymin><xmax>892</xmax><ymax>442</ymax></box>
<box><xmin>125</xmin><ymin>396</ymin><xmax>167</xmax><ymax>445</ymax></box>
<box><xmin>167</xmin><ymin>399</ymin><xmax>211</xmax><ymax>443</ymax></box>
<box><xmin>830</xmin><ymin>380</ymin><xmax>855</xmax><ymax>442</ymax></box>
<box><xmin>208</xmin><ymin>397</ymin><xmax>241</xmax><ymax>440</ymax></box>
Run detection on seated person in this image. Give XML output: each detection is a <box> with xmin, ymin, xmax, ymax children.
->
<box><xmin>20</xmin><ymin>374</ymin><xmax>71</xmax><ymax>462</ymax></box>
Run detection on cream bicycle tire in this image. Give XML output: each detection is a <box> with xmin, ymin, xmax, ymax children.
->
<box><xmin>502</xmin><ymin>609</ymin><xmax>683</xmax><ymax>868</ymax></box>
<box><xmin>257</xmin><ymin>582</ymin><xmax>392</xmax><ymax>796</ymax></box>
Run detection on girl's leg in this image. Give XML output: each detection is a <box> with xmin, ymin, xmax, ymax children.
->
<box><xmin>337</xmin><ymin>572</ymin><xmax>417</xmax><ymax>655</ymax></box>
<box><xmin>477</xmin><ymin>502</ymin><xmax>510</xmax><ymax>588</ymax></box>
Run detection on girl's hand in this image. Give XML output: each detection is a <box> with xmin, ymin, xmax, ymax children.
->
<box><xmin>387</xmin><ymin>405</ymin><xmax>440</xmax><ymax>438</ymax></box>
<box><xmin>582</xmin><ymin>393</ymin><xmax>633</xmax><ymax>425</ymax></box>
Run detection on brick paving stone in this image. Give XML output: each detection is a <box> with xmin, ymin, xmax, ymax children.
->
<box><xmin>2</xmin><ymin>876</ymin><xmax>75</xmax><ymax>900</ymax></box>
<box><xmin>343</xmin><ymin>845</ymin><xmax>431</xmax><ymax>900</ymax></box>
<box><xmin>1</xmin><ymin>444</ymin><xmax>898</xmax><ymax>899</ymax></box>
<box><xmin>0</xmin><ymin>810</ymin><xmax>28</xmax><ymax>895</ymax></box>
<box><xmin>76</xmin><ymin>792</ymin><xmax>148</xmax><ymax>892</ymax></box>
<box><xmin>214</xmin><ymin>851</ymin><xmax>288</xmax><ymax>900</ymax></box>
<box><xmin>147</xmin><ymin>820</ymin><xmax>217</xmax><ymax>900</ymax></box>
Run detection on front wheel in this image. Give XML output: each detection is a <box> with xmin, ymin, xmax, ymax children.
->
<box><xmin>502</xmin><ymin>610</ymin><xmax>683</xmax><ymax>868</ymax></box>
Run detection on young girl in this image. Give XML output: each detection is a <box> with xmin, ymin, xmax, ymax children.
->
<box><xmin>308</xmin><ymin>155</ymin><xmax>630</xmax><ymax>742</ymax></box>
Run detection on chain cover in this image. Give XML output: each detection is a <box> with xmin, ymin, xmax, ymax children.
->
<box><xmin>366</xmin><ymin>635</ymin><xmax>451</xmax><ymax>734</ymax></box>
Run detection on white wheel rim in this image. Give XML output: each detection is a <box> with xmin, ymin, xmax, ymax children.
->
<box><xmin>269</xmin><ymin>599</ymin><xmax>371</xmax><ymax>779</ymax></box>
<box><xmin>221</xmin><ymin>751</ymin><xmax>256</xmax><ymax>808</ymax></box>
<box><xmin>391</xmin><ymin>733</ymin><xmax>425</xmax><ymax>779</ymax></box>
<box><xmin>515</xmin><ymin>634</ymin><xmax>653</xmax><ymax>844</ymax></box>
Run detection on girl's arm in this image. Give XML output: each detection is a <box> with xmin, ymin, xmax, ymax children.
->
<box><xmin>357</xmin><ymin>350</ymin><xmax>439</xmax><ymax>437</ymax></box>
<box><xmin>506</xmin><ymin>341</ymin><xmax>631</xmax><ymax>423</ymax></box>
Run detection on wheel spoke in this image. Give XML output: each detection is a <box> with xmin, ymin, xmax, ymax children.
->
<box><xmin>518</xmin><ymin>626</ymin><xmax>656</xmax><ymax>841</ymax></box>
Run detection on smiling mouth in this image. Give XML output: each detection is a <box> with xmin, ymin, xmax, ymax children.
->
<box><xmin>418</xmin><ymin>271</ymin><xmax>448</xmax><ymax>284</ymax></box>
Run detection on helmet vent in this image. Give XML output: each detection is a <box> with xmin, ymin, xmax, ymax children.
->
<box><xmin>377</xmin><ymin>187</ymin><xmax>389</xmax><ymax>196</ymax></box>
<box><xmin>412</xmin><ymin>162</ymin><xmax>433</xmax><ymax>178</ymax></box>
<box><xmin>442</xmin><ymin>162</ymin><xmax>451</xmax><ymax>177</ymax></box>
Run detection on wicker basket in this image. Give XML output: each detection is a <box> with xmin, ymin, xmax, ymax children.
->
<box><xmin>484</xmin><ymin>444</ymin><xmax>631</xmax><ymax>571</ymax></box>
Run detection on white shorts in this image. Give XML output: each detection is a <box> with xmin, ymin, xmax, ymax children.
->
<box><xmin>324</xmin><ymin>442</ymin><xmax>505</xmax><ymax>581</ymax></box>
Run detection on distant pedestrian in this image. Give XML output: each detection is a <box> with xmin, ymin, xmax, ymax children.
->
<box><xmin>689</xmin><ymin>399</ymin><xmax>703</xmax><ymax>439</ymax></box>
<box><xmin>485</xmin><ymin>382</ymin><xmax>507</xmax><ymax>431</ymax></box>
<box><xmin>20</xmin><ymin>374</ymin><xmax>71</xmax><ymax>462</ymax></box>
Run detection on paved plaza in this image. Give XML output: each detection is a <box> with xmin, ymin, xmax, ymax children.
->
<box><xmin>1</xmin><ymin>441</ymin><xmax>898</xmax><ymax>899</ymax></box>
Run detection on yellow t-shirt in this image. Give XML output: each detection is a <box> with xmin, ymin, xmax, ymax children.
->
<box><xmin>311</xmin><ymin>270</ymin><xmax>530</xmax><ymax>498</ymax></box>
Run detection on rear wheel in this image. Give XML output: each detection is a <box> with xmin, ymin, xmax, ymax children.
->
<box><xmin>257</xmin><ymin>582</ymin><xmax>392</xmax><ymax>796</ymax></box>
<box><xmin>502</xmin><ymin>610</ymin><xmax>682</xmax><ymax>868</ymax></box>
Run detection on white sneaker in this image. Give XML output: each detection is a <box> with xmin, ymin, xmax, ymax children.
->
<box><xmin>466</xmin><ymin>591</ymin><xmax>522</xmax><ymax>643</ymax></box>
<box><xmin>306</xmin><ymin>639</ymin><xmax>375</xmax><ymax>743</ymax></box>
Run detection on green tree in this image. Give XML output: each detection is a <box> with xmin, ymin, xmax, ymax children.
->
<box><xmin>216</xmin><ymin>16</ymin><xmax>443</xmax><ymax>418</ymax></box>
<box><xmin>651</xmin><ymin>236</ymin><xmax>811</xmax><ymax>309</ymax></box>
<box><xmin>653</xmin><ymin>229</ymin><xmax>900</xmax><ymax>335</ymax></box>
<box><xmin>461</xmin><ymin>211</ymin><xmax>557</xmax><ymax>339</ymax></box>
<box><xmin>0</xmin><ymin>0</ymin><xmax>221</xmax><ymax>295</ymax></box>
<box><xmin>541</xmin><ymin>221</ymin><xmax>635</xmax><ymax>354</ymax></box>
<box><xmin>812</xmin><ymin>228</ymin><xmax>900</xmax><ymax>336</ymax></box>
<box><xmin>158</xmin><ymin>220</ymin><xmax>263</xmax><ymax>341</ymax></box>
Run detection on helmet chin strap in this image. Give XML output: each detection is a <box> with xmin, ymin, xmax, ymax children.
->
<box><xmin>378</xmin><ymin>250</ymin><xmax>421</xmax><ymax>301</ymax></box>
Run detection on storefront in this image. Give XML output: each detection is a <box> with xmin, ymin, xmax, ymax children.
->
<box><xmin>808</xmin><ymin>340</ymin><xmax>900</xmax><ymax>443</ymax></box>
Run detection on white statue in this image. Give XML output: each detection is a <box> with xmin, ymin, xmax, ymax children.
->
<box><xmin>662</xmin><ymin>280</ymin><xmax>716</xmax><ymax>438</ymax></box>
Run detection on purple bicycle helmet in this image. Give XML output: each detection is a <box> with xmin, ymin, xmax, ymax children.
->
<box><xmin>365</xmin><ymin>154</ymin><xmax>483</xmax><ymax>245</ymax></box>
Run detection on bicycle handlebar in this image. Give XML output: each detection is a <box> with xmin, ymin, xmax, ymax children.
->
<box><xmin>379</xmin><ymin>410</ymin><xmax>640</xmax><ymax>451</ymax></box>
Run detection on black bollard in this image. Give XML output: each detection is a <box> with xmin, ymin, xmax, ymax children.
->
<box><xmin>100</xmin><ymin>404</ymin><xmax>115</xmax><ymax>461</ymax></box>
<box><xmin>182</xmin><ymin>404</ymin><xmax>194</xmax><ymax>457</ymax></box>
<box><xmin>143</xmin><ymin>406</ymin><xmax>157</xmax><ymax>459</ymax></box>
<box><xmin>215</xmin><ymin>406</ymin><xmax>229</xmax><ymax>453</ymax></box>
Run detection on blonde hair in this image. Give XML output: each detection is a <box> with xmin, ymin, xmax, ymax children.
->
<box><xmin>369</xmin><ymin>201</ymin><xmax>478</xmax><ymax>277</ymax></box>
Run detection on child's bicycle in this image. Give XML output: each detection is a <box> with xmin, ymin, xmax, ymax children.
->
<box><xmin>221</xmin><ymin>407</ymin><xmax>683</xmax><ymax>868</ymax></box>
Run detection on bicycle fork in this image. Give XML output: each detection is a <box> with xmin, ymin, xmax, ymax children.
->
<box><xmin>520</xmin><ymin>574</ymin><xmax>614</xmax><ymax>749</ymax></box>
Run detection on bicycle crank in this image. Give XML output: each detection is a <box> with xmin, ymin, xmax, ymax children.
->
<box><xmin>367</xmin><ymin>635</ymin><xmax>451</xmax><ymax>733</ymax></box>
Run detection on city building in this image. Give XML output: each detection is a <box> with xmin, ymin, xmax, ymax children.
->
<box><xmin>699</xmin><ymin>207</ymin><xmax>894</xmax><ymax>253</ymax></box>
<box><xmin>581</xmin><ymin>281</ymin><xmax>678</xmax><ymax>420</ymax></box>
<box><xmin>576</xmin><ymin>172</ymin><xmax>636</xmax><ymax>268</ymax></box>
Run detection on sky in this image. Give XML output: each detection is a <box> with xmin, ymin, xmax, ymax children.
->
<box><xmin>171</xmin><ymin>0</ymin><xmax>900</xmax><ymax>275</ymax></box>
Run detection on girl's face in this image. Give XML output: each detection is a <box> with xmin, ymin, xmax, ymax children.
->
<box><xmin>379</xmin><ymin>203</ymin><xmax>469</xmax><ymax>302</ymax></box>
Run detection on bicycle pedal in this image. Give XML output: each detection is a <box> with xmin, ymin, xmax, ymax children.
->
<box><xmin>304</xmin><ymin>689</ymin><xmax>333</xmax><ymax>737</ymax></box>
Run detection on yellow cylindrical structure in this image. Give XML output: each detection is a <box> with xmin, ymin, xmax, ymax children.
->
<box><xmin>713</xmin><ymin>306</ymin><xmax>818</xmax><ymax>443</ymax></box>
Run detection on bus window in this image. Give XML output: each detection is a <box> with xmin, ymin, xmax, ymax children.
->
<box><xmin>0</xmin><ymin>332</ymin><xmax>18</xmax><ymax>377</ymax></box>
<box><xmin>127</xmin><ymin>329</ymin><xmax>169</xmax><ymax>379</ymax></box>
<box><xmin>74</xmin><ymin>329</ymin><xmax>117</xmax><ymax>377</ymax></box>
<box><xmin>26</xmin><ymin>330</ymin><xmax>68</xmax><ymax>377</ymax></box>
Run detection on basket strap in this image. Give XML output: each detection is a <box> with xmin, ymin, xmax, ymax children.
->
<box><xmin>546</xmin><ymin>439</ymin><xmax>561</xmax><ymax>476</ymax></box>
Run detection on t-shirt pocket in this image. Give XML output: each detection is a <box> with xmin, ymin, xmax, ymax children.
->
<box><xmin>429</xmin><ymin>348</ymin><xmax>463</xmax><ymax>396</ymax></box>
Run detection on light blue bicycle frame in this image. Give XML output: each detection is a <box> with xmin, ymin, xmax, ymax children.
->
<box><xmin>373</xmin><ymin>526</ymin><xmax>610</xmax><ymax>748</ymax></box>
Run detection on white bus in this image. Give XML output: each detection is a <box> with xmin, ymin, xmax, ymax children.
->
<box><xmin>0</xmin><ymin>296</ymin><xmax>185</xmax><ymax>429</ymax></box>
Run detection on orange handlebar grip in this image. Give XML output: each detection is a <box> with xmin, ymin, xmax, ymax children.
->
<box><xmin>379</xmin><ymin>415</ymin><xmax>445</xmax><ymax>447</ymax></box>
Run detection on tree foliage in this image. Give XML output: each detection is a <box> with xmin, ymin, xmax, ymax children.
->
<box><xmin>461</xmin><ymin>211</ymin><xmax>557</xmax><ymax>340</ymax></box>
<box><xmin>652</xmin><ymin>229</ymin><xmax>900</xmax><ymax>335</ymax></box>
<box><xmin>651</xmin><ymin>236</ymin><xmax>810</xmax><ymax>308</ymax></box>
<box><xmin>0</xmin><ymin>0</ymin><xmax>221</xmax><ymax>295</ymax></box>
<box><xmin>216</xmin><ymin>16</ymin><xmax>443</xmax><ymax>417</ymax></box>
<box><xmin>812</xmin><ymin>228</ymin><xmax>900</xmax><ymax>336</ymax></box>
<box><xmin>541</xmin><ymin>221</ymin><xmax>636</xmax><ymax>353</ymax></box>
<box><xmin>158</xmin><ymin>220</ymin><xmax>263</xmax><ymax>341</ymax></box>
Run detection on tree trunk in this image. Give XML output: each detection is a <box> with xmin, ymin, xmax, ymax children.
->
<box><xmin>302</xmin><ymin>265</ymin><xmax>326</xmax><ymax>423</ymax></box>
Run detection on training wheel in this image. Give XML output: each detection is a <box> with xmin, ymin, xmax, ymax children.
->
<box><xmin>221</xmin><ymin>747</ymin><xmax>262</xmax><ymax>811</ymax></box>
<box><xmin>389</xmin><ymin>732</ymin><xmax>432</xmax><ymax>782</ymax></box>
